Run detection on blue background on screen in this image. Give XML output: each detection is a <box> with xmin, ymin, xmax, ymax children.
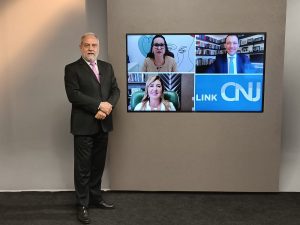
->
<box><xmin>194</xmin><ymin>74</ymin><xmax>264</xmax><ymax>111</ymax></box>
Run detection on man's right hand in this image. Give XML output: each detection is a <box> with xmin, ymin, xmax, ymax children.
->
<box><xmin>99</xmin><ymin>102</ymin><xmax>112</xmax><ymax>115</ymax></box>
<box><xmin>95</xmin><ymin>110</ymin><xmax>107</xmax><ymax>120</ymax></box>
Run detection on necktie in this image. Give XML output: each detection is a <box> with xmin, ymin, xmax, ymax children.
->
<box><xmin>228</xmin><ymin>56</ymin><xmax>234</xmax><ymax>74</ymax></box>
<box><xmin>90</xmin><ymin>61</ymin><xmax>100</xmax><ymax>82</ymax></box>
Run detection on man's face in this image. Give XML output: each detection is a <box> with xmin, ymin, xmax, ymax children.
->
<box><xmin>225</xmin><ymin>35</ymin><xmax>239</xmax><ymax>56</ymax></box>
<box><xmin>80</xmin><ymin>35</ymin><xmax>99</xmax><ymax>62</ymax></box>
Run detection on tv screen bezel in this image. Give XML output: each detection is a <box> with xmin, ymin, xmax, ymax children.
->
<box><xmin>126</xmin><ymin>32</ymin><xmax>267</xmax><ymax>113</ymax></box>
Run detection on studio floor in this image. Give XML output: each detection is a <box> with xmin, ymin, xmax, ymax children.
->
<box><xmin>0</xmin><ymin>191</ymin><xmax>300</xmax><ymax>225</ymax></box>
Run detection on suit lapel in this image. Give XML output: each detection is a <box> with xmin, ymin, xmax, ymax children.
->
<box><xmin>236</xmin><ymin>55</ymin><xmax>242</xmax><ymax>73</ymax></box>
<box><xmin>222</xmin><ymin>55</ymin><xmax>228</xmax><ymax>73</ymax></box>
<box><xmin>97</xmin><ymin>60</ymin><xmax>106</xmax><ymax>83</ymax></box>
<box><xmin>79</xmin><ymin>58</ymin><xmax>100</xmax><ymax>84</ymax></box>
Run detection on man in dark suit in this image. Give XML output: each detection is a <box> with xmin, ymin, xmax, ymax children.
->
<box><xmin>205</xmin><ymin>34</ymin><xmax>254</xmax><ymax>74</ymax></box>
<box><xmin>64</xmin><ymin>32</ymin><xmax>120</xmax><ymax>224</ymax></box>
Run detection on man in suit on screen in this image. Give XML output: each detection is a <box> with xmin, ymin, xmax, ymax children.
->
<box><xmin>64</xmin><ymin>32</ymin><xmax>120</xmax><ymax>224</ymax></box>
<box><xmin>205</xmin><ymin>34</ymin><xmax>254</xmax><ymax>74</ymax></box>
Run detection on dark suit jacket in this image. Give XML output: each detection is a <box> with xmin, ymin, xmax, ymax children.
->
<box><xmin>205</xmin><ymin>54</ymin><xmax>254</xmax><ymax>74</ymax></box>
<box><xmin>64</xmin><ymin>58</ymin><xmax>120</xmax><ymax>135</ymax></box>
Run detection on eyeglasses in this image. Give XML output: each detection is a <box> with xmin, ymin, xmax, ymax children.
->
<box><xmin>153</xmin><ymin>43</ymin><xmax>165</xmax><ymax>48</ymax></box>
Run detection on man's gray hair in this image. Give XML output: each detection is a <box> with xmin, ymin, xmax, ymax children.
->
<box><xmin>80</xmin><ymin>32</ymin><xmax>99</xmax><ymax>45</ymax></box>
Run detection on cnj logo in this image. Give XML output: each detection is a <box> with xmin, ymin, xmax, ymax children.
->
<box><xmin>221</xmin><ymin>82</ymin><xmax>261</xmax><ymax>102</ymax></box>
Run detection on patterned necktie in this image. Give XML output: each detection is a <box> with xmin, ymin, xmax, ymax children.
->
<box><xmin>228</xmin><ymin>56</ymin><xmax>234</xmax><ymax>74</ymax></box>
<box><xmin>90</xmin><ymin>61</ymin><xmax>100</xmax><ymax>82</ymax></box>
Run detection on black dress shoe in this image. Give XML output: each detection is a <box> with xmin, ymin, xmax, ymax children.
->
<box><xmin>92</xmin><ymin>200</ymin><xmax>115</xmax><ymax>209</ymax></box>
<box><xmin>77</xmin><ymin>206</ymin><xmax>91</xmax><ymax>224</ymax></box>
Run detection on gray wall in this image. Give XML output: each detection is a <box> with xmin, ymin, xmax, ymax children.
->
<box><xmin>280</xmin><ymin>0</ymin><xmax>300</xmax><ymax>191</ymax></box>
<box><xmin>107</xmin><ymin>0</ymin><xmax>286</xmax><ymax>191</ymax></box>
<box><xmin>1</xmin><ymin>0</ymin><xmax>299</xmax><ymax>192</ymax></box>
<box><xmin>0</xmin><ymin>0</ymin><xmax>109</xmax><ymax>190</ymax></box>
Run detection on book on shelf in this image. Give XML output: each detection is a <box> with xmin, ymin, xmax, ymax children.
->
<box><xmin>128</xmin><ymin>73</ymin><xmax>144</xmax><ymax>83</ymax></box>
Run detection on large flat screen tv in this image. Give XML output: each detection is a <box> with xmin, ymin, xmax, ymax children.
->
<box><xmin>126</xmin><ymin>33</ymin><xmax>266</xmax><ymax>112</ymax></box>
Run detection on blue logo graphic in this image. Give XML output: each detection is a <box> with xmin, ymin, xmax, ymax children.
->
<box><xmin>194</xmin><ymin>74</ymin><xmax>264</xmax><ymax>111</ymax></box>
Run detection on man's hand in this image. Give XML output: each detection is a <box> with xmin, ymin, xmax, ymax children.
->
<box><xmin>99</xmin><ymin>102</ymin><xmax>112</xmax><ymax>115</ymax></box>
<box><xmin>95</xmin><ymin>110</ymin><xmax>107</xmax><ymax>120</ymax></box>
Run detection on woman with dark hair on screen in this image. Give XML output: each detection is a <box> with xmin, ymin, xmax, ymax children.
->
<box><xmin>141</xmin><ymin>35</ymin><xmax>177</xmax><ymax>72</ymax></box>
<box><xmin>134</xmin><ymin>75</ymin><xmax>176</xmax><ymax>111</ymax></box>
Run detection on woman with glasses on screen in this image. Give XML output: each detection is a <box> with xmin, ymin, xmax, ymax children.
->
<box><xmin>134</xmin><ymin>75</ymin><xmax>176</xmax><ymax>111</ymax></box>
<box><xmin>141</xmin><ymin>35</ymin><xmax>177</xmax><ymax>72</ymax></box>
